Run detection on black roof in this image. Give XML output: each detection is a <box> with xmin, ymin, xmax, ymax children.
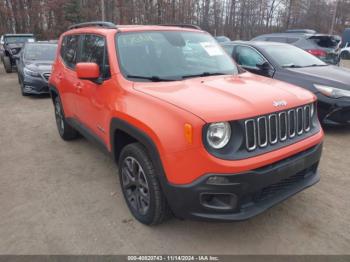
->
<box><xmin>223</xmin><ymin>40</ymin><xmax>290</xmax><ymax>48</ymax></box>
<box><xmin>68</xmin><ymin>21</ymin><xmax>117</xmax><ymax>30</ymax></box>
<box><xmin>3</xmin><ymin>33</ymin><xmax>34</xmax><ymax>37</ymax></box>
<box><xmin>25</xmin><ymin>41</ymin><xmax>57</xmax><ymax>45</ymax></box>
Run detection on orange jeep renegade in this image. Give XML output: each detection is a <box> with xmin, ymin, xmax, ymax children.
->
<box><xmin>49</xmin><ymin>22</ymin><xmax>324</xmax><ymax>225</ymax></box>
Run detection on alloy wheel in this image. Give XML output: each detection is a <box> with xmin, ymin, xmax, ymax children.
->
<box><xmin>55</xmin><ymin>100</ymin><xmax>64</xmax><ymax>135</ymax></box>
<box><xmin>121</xmin><ymin>156</ymin><xmax>150</xmax><ymax>215</ymax></box>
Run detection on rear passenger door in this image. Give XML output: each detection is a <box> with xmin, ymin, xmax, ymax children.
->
<box><xmin>75</xmin><ymin>34</ymin><xmax>111</xmax><ymax>144</ymax></box>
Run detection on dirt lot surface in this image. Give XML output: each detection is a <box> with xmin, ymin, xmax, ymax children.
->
<box><xmin>0</xmin><ymin>65</ymin><xmax>349</xmax><ymax>255</ymax></box>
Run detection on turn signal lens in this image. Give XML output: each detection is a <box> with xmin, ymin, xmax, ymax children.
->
<box><xmin>184</xmin><ymin>123</ymin><xmax>193</xmax><ymax>144</ymax></box>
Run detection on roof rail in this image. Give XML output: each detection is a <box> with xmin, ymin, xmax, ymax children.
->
<box><xmin>285</xmin><ymin>29</ymin><xmax>316</xmax><ymax>34</ymax></box>
<box><xmin>160</xmin><ymin>24</ymin><xmax>201</xmax><ymax>30</ymax></box>
<box><xmin>68</xmin><ymin>21</ymin><xmax>117</xmax><ymax>30</ymax></box>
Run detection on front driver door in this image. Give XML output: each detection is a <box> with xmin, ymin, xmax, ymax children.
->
<box><xmin>74</xmin><ymin>34</ymin><xmax>112</xmax><ymax>145</ymax></box>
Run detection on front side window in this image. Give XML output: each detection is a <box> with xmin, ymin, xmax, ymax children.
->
<box><xmin>222</xmin><ymin>45</ymin><xmax>234</xmax><ymax>56</ymax></box>
<box><xmin>61</xmin><ymin>35</ymin><xmax>80</xmax><ymax>69</ymax></box>
<box><xmin>236</xmin><ymin>46</ymin><xmax>266</xmax><ymax>67</ymax></box>
<box><xmin>80</xmin><ymin>34</ymin><xmax>110</xmax><ymax>78</ymax></box>
<box><xmin>116</xmin><ymin>31</ymin><xmax>238</xmax><ymax>81</ymax></box>
<box><xmin>24</xmin><ymin>44</ymin><xmax>57</xmax><ymax>61</ymax></box>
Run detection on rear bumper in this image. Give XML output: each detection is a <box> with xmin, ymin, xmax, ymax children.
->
<box><xmin>318</xmin><ymin>94</ymin><xmax>350</xmax><ymax>125</ymax></box>
<box><xmin>161</xmin><ymin>143</ymin><xmax>322</xmax><ymax>221</ymax></box>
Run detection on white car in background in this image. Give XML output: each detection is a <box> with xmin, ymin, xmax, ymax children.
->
<box><xmin>340</xmin><ymin>43</ymin><xmax>350</xmax><ymax>60</ymax></box>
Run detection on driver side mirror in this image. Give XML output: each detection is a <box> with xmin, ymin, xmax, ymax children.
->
<box><xmin>76</xmin><ymin>62</ymin><xmax>100</xmax><ymax>80</ymax></box>
<box><xmin>256</xmin><ymin>61</ymin><xmax>274</xmax><ymax>77</ymax></box>
<box><xmin>256</xmin><ymin>61</ymin><xmax>271</xmax><ymax>71</ymax></box>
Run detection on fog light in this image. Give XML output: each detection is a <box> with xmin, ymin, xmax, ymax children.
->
<box><xmin>207</xmin><ymin>176</ymin><xmax>230</xmax><ymax>185</ymax></box>
<box><xmin>200</xmin><ymin>193</ymin><xmax>237</xmax><ymax>210</ymax></box>
<box><xmin>24</xmin><ymin>86</ymin><xmax>34</xmax><ymax>91</ymax></box>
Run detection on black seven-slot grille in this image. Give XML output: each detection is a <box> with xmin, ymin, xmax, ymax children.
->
<box><xmin>244</xmin><ymin>104</ymin><xmax>313</xmax><ymax>151</ymax></box>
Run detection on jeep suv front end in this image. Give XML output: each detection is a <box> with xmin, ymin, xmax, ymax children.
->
<box><xmin>50</xmin><ymin>22</ymin><xmax>323</xmax><ymax>224</ymax></box>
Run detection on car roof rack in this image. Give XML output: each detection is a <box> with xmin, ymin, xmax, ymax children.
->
<box><xmin>68</xmin><ymin>21</ymin><xmax>117</xmax><ymax>30</ymax></box>
<box><xmin>285</xmin><ymin>29</ymin><xmax>316</xmax><ymax>34</ymax></box>
<box><xmin>160</xmin><ymin>24</ymin><xmax>201</xmax><ymax>30</ymax></box>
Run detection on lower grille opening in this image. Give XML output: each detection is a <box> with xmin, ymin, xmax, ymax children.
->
<box><xmin>254</xmin><ymin>164</ymin><xmax>317</xmax><ymax>202</ymax></box>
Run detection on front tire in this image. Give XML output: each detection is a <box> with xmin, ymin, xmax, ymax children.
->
<box><xmin>3</xmin><ymin>56</ymin><xmax>12</xmax><ymax>73</ymax></box>
<box><xmin>119</xmin><ymin>143</ymin><xmax>171</xmax><ymax>225</ymax></box>
<box><xmin>54</xmin><ymin>95</ymin><xmax>79</xmax><ymax>140</ymax></box>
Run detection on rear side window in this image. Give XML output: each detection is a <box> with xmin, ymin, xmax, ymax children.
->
<box><xmin>80</xmin><ymin>34</ymin><xmax>110</xmax><ymax>79</ymax></box>
<box><xmin>286</xmin><ymin>37</ymin><xmax>299</xmax><ymax>44</ymax></box>
<box><xmin>60</xmin><ymin>35</ymin><xmax>80</xmax><ymax>69</ymax></box>
<box><xmin>266</xmin><ymin>37</ymin><xmax>288</xmax><ymax>43</ymax></box>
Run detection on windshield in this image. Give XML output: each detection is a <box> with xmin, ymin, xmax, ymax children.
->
<box><xmin>116</xmin><ymin>31</ymin><xmax>238</xmax><ymax>81</ymax></box>
<box><xmin>5</xmin><ymin>36</ymin><xmax>35</xmax><ymax>44</ymax></box>
<box><xmin>24</xmin><ymin>44</ymin><xmax>57</xmax><ymax>61</ymax></box>
<box><xmin>263</xmin><ymin>45</ymin><xmax>327</xmax><ymax>68</ymax></box>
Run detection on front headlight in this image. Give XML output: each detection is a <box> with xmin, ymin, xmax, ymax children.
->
<box><xmin>314</xmin><ymin>84</ymin><xmax>350</xmax><ymax>98</ymax></box>
<box><xmin>24</xmin><ymin>67</ymin><xmax>40</xmax><ymax>77</ymax></box>
<box><xmin>206</xmin><ymin>122</ymin><xmax>231</xmax><ymax>149</ymax></box>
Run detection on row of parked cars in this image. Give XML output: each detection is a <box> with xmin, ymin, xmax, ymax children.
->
<box><xmin>0</xmin><ymin>33</ymin><xmax>57</xmax><ymax>95</ymax></box>
<box><xmin>0</xmin><ymin>23</ymin><xmax>348</xmax><ymax>225</ymax></box>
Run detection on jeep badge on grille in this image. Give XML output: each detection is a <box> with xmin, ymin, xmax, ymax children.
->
<box><xmin>273</xmin><ymin>100</ymin><xmax>287</xmax><ymax>107</ymax></box>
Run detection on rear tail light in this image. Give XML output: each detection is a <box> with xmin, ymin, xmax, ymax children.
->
<box><xmin>307</xmin><ymin>49</ymin><xmax>327</xmax><ymax>57</ymax></box>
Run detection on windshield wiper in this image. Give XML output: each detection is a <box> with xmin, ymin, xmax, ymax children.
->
<box><xmin>182</xmin><ymin>72</ymin><xmax>228</xmax><ymax>79</ymax></box>
<box><xmin>126</xmin><ymin>75</ymin><xmax>177</xmax><ymax>82</ymax></box>
<box><xmin>282</xmin><ymin>64</ymin><xmax>303</xmax><ymax>68</ymax></box>
<box><xmin>303</xmin><ymin>64</ymin><xmax>328</xmax><ymax>67</ymax></box>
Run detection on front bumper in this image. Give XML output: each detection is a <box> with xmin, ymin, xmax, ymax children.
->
<box><xmin>23</xmin><ymin>75</ymin><xmax>49</xmax><ymax>95</ymax></box>
<box><xmin>161</xmin><ymin>143</ymin><xmax>322</xmax><ymax>221</ymax></box>
<box><xmin>317</xmin><ymin>94</ymin><xmax>350</xmax><ymax>125</ymax></box>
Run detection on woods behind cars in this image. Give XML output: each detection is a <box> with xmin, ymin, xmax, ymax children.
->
<box><xmin>222</xmin><ymin>41</ymin><xmax>350</xmax><ymax>125</ymax></box>
<box><xmin>15</xmin><ymin>42</ymin><xmax>57</xmax><ymax>96</ymax></box>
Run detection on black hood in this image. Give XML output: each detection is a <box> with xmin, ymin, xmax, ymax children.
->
<box><xmin>25</xmin><ymin>61</ymin><xmax>53</xmax><ymax>73</ymax></box>
<box><xmin>286</xmin><ymin>65</ymin><xmax>350</xmax><ymax>91</ymax></box>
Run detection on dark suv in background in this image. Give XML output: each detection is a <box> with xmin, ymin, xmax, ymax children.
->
<box><xmin>1</xmin><ymin>34</ymin><xmax>35</xmax><ymax>73</ymax></box>
<box><xmin>251</xmin><ymin>29</ymin><xmax>340</xmax><ymax>64</ymax></box>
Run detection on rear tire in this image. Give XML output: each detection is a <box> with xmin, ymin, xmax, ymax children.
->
<box><xmin>118</xmin><ymin>143</ymin><xmax>171</xmax><ymax>225</ymax></box>
<box><xmin>3</xmin><ymin>56</ymin><xmax>12</xmax><ymax>73</ymax></box>
<box><xmin>54</xmin><ymin>95</ymin><xmax>79</xmax><ymax>140</ymax></box>
<box><xmin>340</xmin><ymin>51</ymin><xmax>350</xmax><ymax>60</ymax></box>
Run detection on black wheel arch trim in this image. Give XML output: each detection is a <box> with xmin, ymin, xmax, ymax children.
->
<box><xmin>110</xmin><ymin>118</ymin><xmax>169</xmax><ymax>183</ymax></box>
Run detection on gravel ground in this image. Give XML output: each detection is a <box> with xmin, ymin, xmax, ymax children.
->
<box><xmin>0</xmin><ymin>65</ymin><xmax>349</xmax><ymax>255</ymax></box>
